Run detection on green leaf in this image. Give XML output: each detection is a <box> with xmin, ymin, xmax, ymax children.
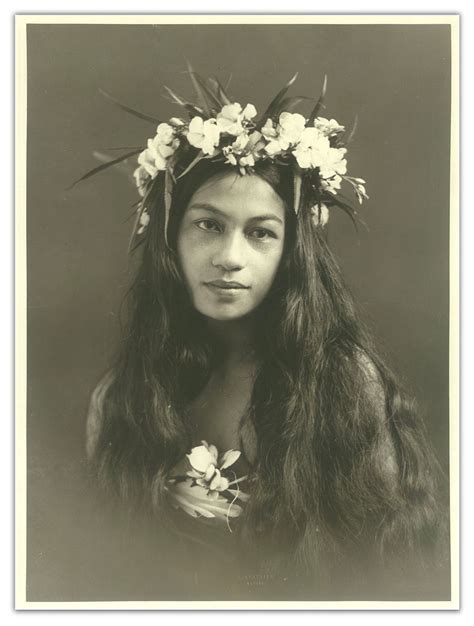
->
<box><xmin>186</xmin><ymin>64</ymin><xmax>223</xmax><ymax>114</ymax></box>
<box><xmin>164</xmin><ymin>166</ymin><xmax>174</xmax><ymax>248</ymax></box>
<box><xmin>207</xmin><ymin>75</ymin><xmax>232</xmax><ymax>106</ymax></box>
<box><xmin>345</xmin><ymin>114</ymin><xmax>359</xmax><ymax>145</ymax></box>
<box><xmin>92</xmin><ymin>150</ymin><xmax>138</xmax><ymax>181</ymax></box>
<box><xmin>185</xmin><ymin>60</ymin><xmax>215</xmax><ymax>116</ymax></box>
<box><xmin>293</xmin><ymin>166</ymin><xmax>303</xmax><ymax>215</ymax></box>
<box><xmin>257</xmin><ymin>72</ymin><xmax>299</xmax><ymax>128</ymax></box>
<box><xmin>247</xmin><ymin>130</ymin><xmax>265</xmax><ymax>152</ymax></box>
<box><xmin>98</xmin><ymin>89</ymin><xmax>161</xmax><ymax>124</ymax></box>
<box><xmin>121</xmin><ymin>199</ymin><xmax>142</xmax><ymax>225</ymax></box>
<box><xmin>277</xmin><ymin>95</ymin><xmax>314</xmax><ymax>115</ymax></box>
<box><xmin>162</xmin><ymin>85</ymin><xmax>205</xmax><ymax>118</ymax></box>
<box><xmin>128</xmin><ymin>206</ymin><xmax>145</xmax><ymax>254</ymax></box>
<box><xmin>128</xmin><ymin>237</ymin><xmax>146</xmax><ymax>254</ymax></box>
<box><xmin>224</xmin><ymin>73</ymin><xmax>233</xmax><ymax>92</ymax></box>
<box><xmin>68</xmin><ymin>148</ymin><xmax>143</xmax><ymax>190</ymax></box>
<box><xmin>127</xmin><ymin>179</ymin><xmax>158</xmax><ymax>253</ymax></box>
<box><xmin>324</xmin><ymin>193</ymin><xmax>359</xmax><ymax>230</ymax></box>
<box><xmin>308</xmin><ymin>74</ymin><xmax>328</xmax><ymax>124</ymax></box>
<box><xmin>100</xmin><ymin>145</ymin><xmax>143</xmax><ymax>151</ymax></box>
<box><xmin>176</xmin><ymin>151</ymin><xmax>205</xmax><ymax>179</ymax></box>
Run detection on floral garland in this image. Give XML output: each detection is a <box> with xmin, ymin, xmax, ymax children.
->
<box><xmin>74</xmin><ymin>66</ymin><xmax>368</xmax><ymax>250</ymax></box>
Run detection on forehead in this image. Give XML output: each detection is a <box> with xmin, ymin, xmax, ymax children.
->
<box><xmin>185</xmin><ymin>172</ymin><xmax>286</xmax><ymax>220</ymax></box>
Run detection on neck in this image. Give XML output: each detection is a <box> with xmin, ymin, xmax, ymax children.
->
<box><xmin>206</xmin><ymin>315</ymin><xmax>259</xmax><ymax>371</ymax></box>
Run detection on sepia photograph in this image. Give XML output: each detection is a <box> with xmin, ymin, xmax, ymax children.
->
<box><xmin>16</xmin><ymin>14</ymin><xmax>458</xmax><ymax>608</ymax></box>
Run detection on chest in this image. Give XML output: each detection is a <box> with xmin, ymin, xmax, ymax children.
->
<box><xmin>184</xmin><ymin>367</ymin><xmax>257</xmax><ymax>458</ymax></box>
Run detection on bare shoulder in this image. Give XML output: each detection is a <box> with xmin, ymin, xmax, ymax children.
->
<box><xmin>85</xmin><ymin>370</ymin><xmax>115</xmax><ymax>460</ymax></box>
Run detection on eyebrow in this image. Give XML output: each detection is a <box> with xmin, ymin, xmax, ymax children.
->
<box><xmin>187</xmin><ymin>202</ymin><xmax>284</xmax><ymax>225</ymax></box>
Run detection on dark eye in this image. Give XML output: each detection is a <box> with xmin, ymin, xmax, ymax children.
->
<box><xmin>195</xmin><ymin>219</ymin><xmax>221</xmax><ymax>233</ymax></box>
<box><xmin>249</xmin><ymin>228</ymin><xmax>275</xmax><ymax>240</ymax></box>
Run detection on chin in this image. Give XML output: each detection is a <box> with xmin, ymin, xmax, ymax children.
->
<box><xmin>198</xmin><ymin>305</ymin><xmax>254</xmax><ymax>322</ymax></box>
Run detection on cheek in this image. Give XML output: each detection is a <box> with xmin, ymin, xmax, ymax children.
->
<box><xmin>177</xmin><ymin>234</ymin><xmax>207</xmax><ymax>284</ymax></box>
<box><xmin>265</xmin><ymin>243</ymin><xmax>285</xmax><ymax>277</ymax></box>
<box><xmin>252</xmin><ymin>247</ymin><xmax>284</xmax><ymax>292</ymax></box>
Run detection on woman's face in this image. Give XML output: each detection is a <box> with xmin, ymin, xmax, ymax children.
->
<box><xmin>177</xmin><ymin>172</ymin><xmax>286</xmax><ymax>322</ymax></box>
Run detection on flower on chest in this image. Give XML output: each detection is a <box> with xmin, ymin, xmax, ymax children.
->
<box><xmin>166</xmin><ymin>440</ymin><xmax>250</xmax><ymax>526</ymax></box>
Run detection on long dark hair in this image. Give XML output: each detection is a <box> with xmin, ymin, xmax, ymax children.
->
<box><xmin>90</xmin><ymin>158</ymin><xmax>447</xmax><ymax>591</ymax></box>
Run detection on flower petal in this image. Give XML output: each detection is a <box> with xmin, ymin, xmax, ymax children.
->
<box><xmin>186</xmin><ymin>132</ymin><xmax>203</xmax><ymax>150</ymax></box>
<box><xmin>188</xmin><ymin>116</ymin><xmax>204</xmax><ymax>133</ymax></box>
<box><xmin>293</xmin><ymin>149</ymin><xmax>312</xmax><ymax>169</ymax></box>
<box><xmin>265</xmin><ymin>140</ymin><xmax>282</xmax><ymax>156</ymax></box>
<box><xmin>227</xmin><ymin>488</ymin><xmax>251</xmax><ymax>502</ymax></box>
<box><xmin>171</xmin><ymin>493</ymin><xmax>216</xmax><ymax>518</ymax></box>
<box><xmin>311</xmin><ymin>203</ymin><xmax>329</xmax><ymax>226</ymax></box>
<box><xmin>209</xmin><ymin>468</ymin><xmax>222</xmax><ymax>491</ymax></box>
<box><xmin>207</xmin><ymin>444</ymin><xmax>219</xmax><ymax>464</ymax></box>
<box><xmin>219</xmin><ymin>449</ymin><xmax>241</xmax><ymax>470</ymax></box>
<box><xmin>204</xmin><ymin>464</ymin><xmax>216</xmax><ymax>482</ymax></box>
<box><xmin>242</xmin><ymin>103</ymin><xmax>257</xmax><ymax>120</ymax></box>
<box><xmin>186</xmin><ymin>444</ymin><xmax>215</xmax><ymax>473</ymax></box>
<box><xmin>214</xmin><ymin>476</ymin><xmax>229</xmax><ymax>491</ymax></box>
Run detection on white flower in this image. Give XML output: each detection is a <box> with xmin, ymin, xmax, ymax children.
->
<box><xmin>222</xmin><ymin>146</ymin><xmax>238</xmax><ymax>166</ymax></box>
<box><xmin>261</xmin><ymin>118</ymin><xmax>280</xmax><ymax>155</ymax></box>
<box><xmin>168</xmin><ymin>117</ymin><xmax>186</xmax><ymax>128</ymax></box>
<box><xmin>239</xmin><ymin>154</ymin><xmax>255</xmax><ymax>168</ymax></box>
<box><xmin>219</xmin><ymin>448</ymin><xmax>241</xmax><ymax>470</ymax></box>
<box><xmin>185</xmin><ymin>441</ymin><xmax>242</xmax><ymax>491</ymax></box>
<box><xmin>209</xmin><ymin>468</ymin><xmax>229</xmax><ymax>492</ymax></box>
<box><xmin>242</xmin><ymin>103</ymin><xmax>257</xmax><ymax>121</ymax></box>
<box><xmin>186</xmin><ymin>441</ymin><xmax>218</xmax><ymax>474</ymax></box>
<box><xmin>319</xmin><ymin>146</ymin><xmax>347</xmax><ymax>180</ymax></box>
<box><xmin>279</xmin><ymin>112</ymin><xmax>306</xmax><ymax>144</ymax></box>
<box><xmin>137</xmin><ymin>135</ymin><xmax>178</xmax><ymax>177</ymax></box>
<box><xmin>136</xmin><ymin>122</ymin><xmax>180</xmax><ymax>180</ymax></box>
<box><xmin>167</xmin><ymin>442</ymin><xmax>248</xmax><ymax>523</ymax></box>
<box><xmin>216</xmin><ymin>102</ymin><xmax>245</xmax><ymax>136</ymax></box>
<box><xmin>293</xmin><ymin>128</ymin><xmax>329</xmax><ymax>168</ymax></box>
<box><xmin>155</xmin><ymin>122</ymin><xmax>175</xmax><ymax>145</ymax></box>
<box><xmin>343</xmin><ymin>176</ymin><xmax>369</xmax><ymax>204</ymax></box>
<box><xmin>137</xmin><ymin>146</ymin><xmax>161</xmax><ymax>177</ymax></box>
<box><xmin>186</xmin><ymin>116</ymin><xmax>221</xmax><ymax>155</ymax></box>
<box><xmin>293</xmin><ymin>128</ymin><xmax>347</xmax><ymax>183</ymax></box>
<box><xmin>321</xmin><ymin>175</ymin><xmax>343</xmax><ymax>194</ymax></box>
<box><xmin>137</xmin><ymin>207</ymin><xmax>150</xmax><ymax>234</ymax></box>
<box><xmin>216</xmin><ymin>102</ymin><xmax>257</xmax><ymax>136</ymax></box>
<box><xmin>262</xmin><ymin>112</ymin><xmax>306</xmax><ymax>155</ymax></box>
<box><xmin>310</xmin><ymin>203</ymin><xmax>329</xmax><ymax>227</ymax></box>
<box><xmin>222</xmin><ymin>131</ymin><xmax>263</xmax><ymax>169</ymax></box>
<box><xmin>314</xmin><ymin>116</ymin><xmax>345</xmax><ymax>137</ymax></box>
<box><xmin>232</xmin><ymin>132</ymin><xmax>250</xmax><ymax>152</ymax></box>
<box><xmin>355</xmin><ymin>183</ymin><xmax>368</xmax><ymax>204</ymax></box>
<box><xmin>133</xmin><ymin>165</ymin><xmax>150</xmax><ymax>197</ymax></box>
<box><xmin>261</xmin><ymin>117</ymin><xmax>277</xmax><ymax>138</ymax></box>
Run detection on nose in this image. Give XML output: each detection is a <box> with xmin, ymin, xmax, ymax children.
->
<box><xmin>211</xmin><ymin>230</ymin><xmax>246</xmax><ymax>271</ymax></box>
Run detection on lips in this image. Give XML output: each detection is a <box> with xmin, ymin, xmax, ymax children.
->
<box><xmin>206</xmin><ymin>280</ymin><xmax>249</xmax><ymax>289</ymax></box>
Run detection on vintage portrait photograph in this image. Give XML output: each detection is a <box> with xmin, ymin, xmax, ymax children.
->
<box><xmin>16</xmin><ymin>14</ymin><xmax>459</xmax><ymax>608</ymax></box>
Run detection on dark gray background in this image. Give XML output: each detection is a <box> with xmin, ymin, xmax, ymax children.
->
<box><xmin>26</xmin><ymin>23</ymin><xmax>452</xmax><ymax>600</ymax></box>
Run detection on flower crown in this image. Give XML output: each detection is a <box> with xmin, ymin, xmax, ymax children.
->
<box><xmin>75</xmin><ymin>65</ymin><xmax>368</xmax><ymax>251</ymax></box>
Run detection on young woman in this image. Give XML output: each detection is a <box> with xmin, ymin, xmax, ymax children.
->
<box><xmin>84</xmin><ymin>71</ymin><xmax>448</xmax><ymax>600</ymax></box>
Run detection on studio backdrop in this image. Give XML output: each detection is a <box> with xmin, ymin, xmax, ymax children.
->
<box><xmin>23</xmin><ymin>18</ymin><xmax>453</xmax><ymax>603</ymax></box>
